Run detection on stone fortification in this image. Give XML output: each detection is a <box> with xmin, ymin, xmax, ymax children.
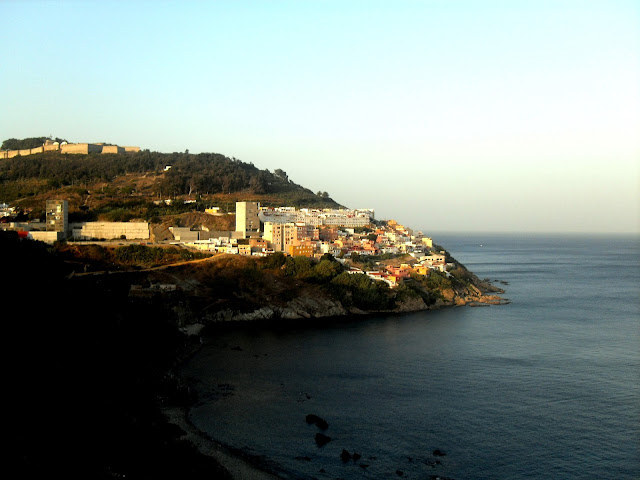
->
<box><xmin>0</xmin><ymin>141</ymin><xmax>140</xmax><ymax>159</ymax></box>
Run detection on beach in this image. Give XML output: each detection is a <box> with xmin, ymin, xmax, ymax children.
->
<box><xmin>162</xmin><ymin>405</ymin><xmax>282</xmax><ymax>480</ymax></box>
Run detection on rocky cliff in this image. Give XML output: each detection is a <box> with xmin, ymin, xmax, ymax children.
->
<box><xmin>149</xmin><ymin>257</ymin><xmax>509</xmax><ymax>327</ymax></box>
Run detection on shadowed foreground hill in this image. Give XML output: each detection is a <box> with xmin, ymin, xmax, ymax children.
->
<box><xmin>4</xmin><ymin>232</ymin><xmax>232</xmax><ymax>480</ymax></box>
<box><xmin>4</xmin><ymin>231</ymin><xmax>504</xmax><ymax>479</ymax></box>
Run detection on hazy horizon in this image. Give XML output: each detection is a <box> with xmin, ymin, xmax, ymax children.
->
<box><xmin>1</xmin><ymin>1</ymin><xmax>638</xmax><ymax>234</ymax></box>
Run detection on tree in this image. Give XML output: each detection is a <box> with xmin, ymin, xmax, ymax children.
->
<box><xmin>2</xmin><ymin>136</ymin><xmax>70</xmax><ymax>150</ymax></box>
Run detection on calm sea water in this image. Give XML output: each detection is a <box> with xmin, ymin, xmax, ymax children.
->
<box><xmin>185</xmin><ymin>233</ymin><xmax>640</xmax><ymax>480</ymax></box>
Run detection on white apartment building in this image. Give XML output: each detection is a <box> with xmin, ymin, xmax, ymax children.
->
<box><xmin>258</xmin><ymin>207</ymin><xmax>372</xmax><ymax>228</ymax></box>
<box><xmin>236</xmin><ymin>201</ymin><xmax>261</xmax><ymax>237</ymax></box>
<box><xmin>263</xmin><ymin>222</ymin><xmax>298</xmax><ymax>253</ymax></box>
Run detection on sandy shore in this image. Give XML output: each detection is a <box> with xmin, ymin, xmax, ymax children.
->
<box><xmin>162</xmin><ymin>406</ymin><xmax>282</xmax><ymax>480</ymax></box>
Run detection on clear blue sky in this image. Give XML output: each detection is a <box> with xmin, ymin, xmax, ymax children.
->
<box><xmin>1</xmin><ymin>0</ymin><xmax>638</xmax><ymax>233</ymax></box>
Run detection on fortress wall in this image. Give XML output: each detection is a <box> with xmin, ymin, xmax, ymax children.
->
<box><xmin>61</xmin><ymin>143</ymin><xmax>89</xmax><ymax>154</ymax></box>
<box><xmin>1</xmin><ymin>149</ymin><xmax>39</xmax><ymax>158</ymax></box>
<box><xmin>102</xmin><ymin>145</ymin><xmax>125</xmax><ymax>154</ymax></box>
<box><xmin>3</xmin><ymin>143</ymin><xmax>140</xmax><ymax>157</ymax></box>
<box><xmin>61</xmin><ymin>143</ymin><xmax>103</xmax><ymax>154</ymax></box>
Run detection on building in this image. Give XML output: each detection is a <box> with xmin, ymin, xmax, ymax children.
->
<box><xmin>422</xmin><ymin>253</ymin><xmax>446</xmax><ymax>266</ymax></box>
<box><xmin>263</xmin><ymin>222</ymin><xmax>298</xmax><ymax>253</ymax></box>
<box><xmin>70</xmin><ymin>222</ymin><xmax>150</xmax><ymax>241</ymax></box>
<box><xmin>235</xmin><ymin>202</ymin><xmax>261</xmax><ymax>238</ymax></box>
<box><xmin>289</xmin><ymin>244</ymin><xmax>315</xmax><ymax>257</ymax></box>
<box><xmin>46</xmin><ymin>200</ymin><xmax>68</xmax><ymax>236</ymax></box>
<box><xmin>257</xmin><ymin>207</ymin><xmax>372</xmax><ymax>228</ymax></box>
<box><xmin>296</xmin><ymin>222</ymin><xmax>319</xmax><ymax>241</ymax></box>
<box><xmin>169</xmin><ymin>227</ymin><xmax>199</xmax><ymax>242</ymax></box>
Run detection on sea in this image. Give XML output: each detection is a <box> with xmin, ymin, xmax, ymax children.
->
<box><xmin>183</xmin><ymin>233</ymin><xmax>640</xmax><ymax>480</ymax></box>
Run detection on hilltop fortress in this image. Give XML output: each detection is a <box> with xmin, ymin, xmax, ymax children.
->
<box><xmin>0</xmin><ymin>139</ymin><xmax>140</xmax><ymax>159</ymax></box>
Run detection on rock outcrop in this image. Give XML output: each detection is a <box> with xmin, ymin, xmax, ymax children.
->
<box><xmin>194</xmin><ymin>280</ymin><xmax>507</xmax><ymax>324</ymax></box>
<box><xmin>315</xmin><ymin>433</ymin><xmax>331</xmax><ymax>447</ymax></box>
<box><xmin>306</xmin><ymin>414</ymin><xmax>329</xmax><ymax>430</ymax></box>
<box><xmin>202</xmin><ymin>296</ymin><xmax>349</xmax><ymax>323</ymax></box>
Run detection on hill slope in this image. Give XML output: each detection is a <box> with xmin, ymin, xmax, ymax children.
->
<box><xmin>0</xmin><ymin>147</ymin><xmax>342</xmax><ymax>223</ymax></box>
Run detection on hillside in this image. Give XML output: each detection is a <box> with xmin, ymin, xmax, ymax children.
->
<box><xmin>0</xmin><ymin>145</ymin><xmax>343</xmax><ymax>225</ymax></box>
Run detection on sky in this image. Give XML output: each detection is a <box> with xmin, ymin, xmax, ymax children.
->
<box><xmin>1</xmin><ymin>0</ymin><xmax>638</xmax><ymax>234</ymax></box>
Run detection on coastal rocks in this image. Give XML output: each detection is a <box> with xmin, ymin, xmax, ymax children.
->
<box><xmin>191</xmin><ymin>265</ymin><xmax>509</xmax><ymax>326</ymax></box>
<box><xmin>469</xmin><ymin>284</ymin><xmax>482</xmax><ymax>296</ymax></box>
<box><xmin>340</xmin><ymin>449</ymin><xmax>363</xmax><ymax>462</ymax></box>
<box><xmin>454</xmin><ymin>296</ymin><xmax>467</xmax><ymax>306</ymax></box>
<box><xmin>462</xmin><ymin>293</ymin><xmax>510</xmax><ymax>306</ymax></box>
<box><xmin>314</xmin><ymin>433</ymin><xmax>332</xmax><ymax>447</ymax></box>
<box><xmin>179</xmin><ymin>322</ymin><xmax>205</xmax><ymax>336</ymax></box>
<box><xmin>306</xmin><ymin>414</ymin><xmax>329</xmax><ymax>430</ymax></box>
<box><xmin>394</xmin><ymin>295</ymin><xmax>428</xmax><ymax>312</ymax></box>
<box><xmin>440</xmin><ymin>288</ymin><xmax>456</xmax><ymax>302</ymax></box>
<box><xmin>203</xmin><ymin>295</ymin><xmax>348</xmax><ymax>322</ymax></box>
<box><xmin>340</xmin><ymin>449</ymin><xmax>352</xmax><ymax>462</ymax></box>
<box><xmin>280</xmin><ymin>296</ymin><xmax>348</xmax><ymax>319</ymax></box>
<box><xmin>203</xmin><ymin>307</ymin><xmax>273</xmax><ymax>322</ymax></box>
<box><xmin>296</xmin><ymin>412</ymin><xmax>453</xmax><ymax>477</ymax></box>
<box><xmin>437</xmin><ymin>285</ymin><xmax>509</xmax><ymax>308</ymax></box>
<box><xmin>306</xmin><ymin>414</ymin><xmax>332</xmax><ymax>447</ymax></box>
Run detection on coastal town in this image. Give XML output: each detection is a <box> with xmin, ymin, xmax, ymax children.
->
<box><xmin>1</xmin><ymin>199</ymin><xmax>449</xmax><ymax>289</ymax></box>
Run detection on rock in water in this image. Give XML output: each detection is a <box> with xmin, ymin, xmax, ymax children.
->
<box><xmin>315</xmin><ymin>433</ymin><xmax>331</xmax><ymax>447</ymax></box>
<box><xmin>306</xmin><ymin>414</ymin><xmax>329</xmax><ymax>430</ymax></box>
<box><xmin>341</xmin><ymin>449</ymin><xmax>352</xmax><ymax>462</ymax></box>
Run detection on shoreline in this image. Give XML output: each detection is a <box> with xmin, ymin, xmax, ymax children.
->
<box><xmin>161</xmin><ymin>405</ymin><xmax>284</xmax><ymax>480</ymax></box>
<box><xmin>161</xmin><ymin>286</ymin><xmax>509</xmax><ymax>479</ymax></box>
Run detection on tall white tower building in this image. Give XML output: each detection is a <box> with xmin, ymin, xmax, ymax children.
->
<box><xmin>235</xmin><ymin>201</ymin><xmax>261</xmax><ymax>238</ymax></box>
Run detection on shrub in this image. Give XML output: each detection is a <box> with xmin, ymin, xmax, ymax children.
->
<box><xmin>329</xmin><ymin>271</ymin><xmax>392</xmax><ymax>310</ymax></box>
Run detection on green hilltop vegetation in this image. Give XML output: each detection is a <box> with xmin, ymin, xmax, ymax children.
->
<box><xmin>1</xmin><ymin>136</ymin><xmax>69</xmax><ymax>150</ymax></box>
<box><xmin>0</xmin><ymin>137</ymin><xmax>342</xmax><ymax>225</ymax></box>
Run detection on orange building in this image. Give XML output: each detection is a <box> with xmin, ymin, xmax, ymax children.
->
<box><xmin>289</xmin><ymin>244</ymin><xmax>315</xmax><ymax>257</ymax></box>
